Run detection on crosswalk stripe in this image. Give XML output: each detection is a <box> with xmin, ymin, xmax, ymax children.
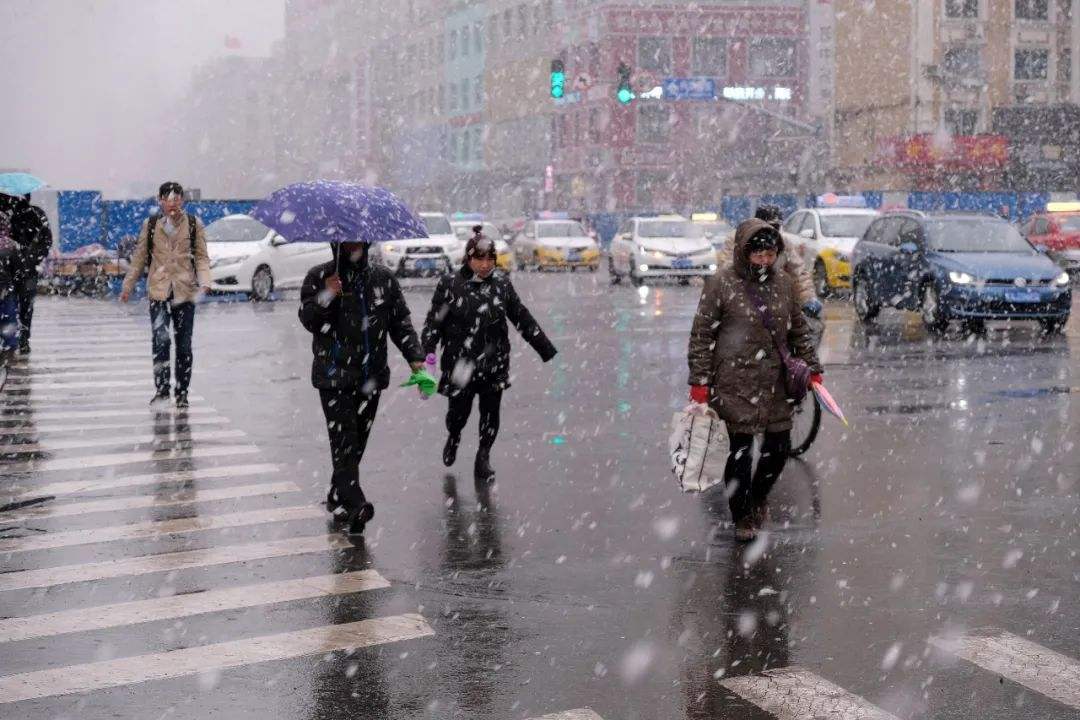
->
<box><xmin>1</xmin><ymin>462</ymin><xmax>278</xmax><ymax>500</ymax></box>
<box><xmin>0</xmin><ymin>415</ymin><xmax>230</xmax><ymax>437</ymax></box>
<box><xmin>0</xmin><ymin>569</ymin><xmax>389</xmax><ymax>643</ymax></box>
<box><xmin>721</xmin><ymin>667</ymin><xmax>902</xmax><ymax>720</ymax></box>
<box><xmin>12</xmin><ymin>352</ymin><xmax>147</xmax><ymax>364</ymax></box>
<box><xmin>0</xmin><ymin>504</ymin><xmax>326</xmax><ymax>553</ymax></box>
<box><xmin>0</xmin><ymin>444</ymin><xmax>260</xmax><ymax>475</ymax></box>
<box><xmin>0</xmin><ymin>612</ymin><xmax>432</xmax><ymax>704</ymax></box>
<box><xmin>0</xmin><ymin>428</ymin><xmax>247</xmax><ymax>455</ymax></box>
<box><xmin>7</xmin><ymin>370</ymin><xmax>143</xmax><ymax>383</ymax></box>
<box><xmin>1</xmin><ymin>481</ymin><xmax>301</xmax><ymax>521</ymax></box>
<box><xmin>0</xmin><ymin>391</ymin><xmax>204</xmax><ymax>407</ymax></box>
<box><xmin>929</xmin><ymin>631</ymin><xmax>1080</xmax><ymax>709</ymax></box>
<box><xmin>11</xmin><ymin>360</ymin><xmax>145</xmax><ymax>371</ymax></box>
<box><xmin>0</xmin><ymin>405</ymin><xmax>215</xmax><ymax>421</ymax></box>
<box><xmin>0</xmin><ymin>533</ymin><xmax>350</xmax><ymax>592</ymax></box>
<box><xmin>2</xmin><ymin>379</ymin><xmax>150</xmax><ymax>391</ymax></box>
<box><xmin>528</xmin><ymin>711</ymin><xmax>606</xmax><ymax>720</ymax></box>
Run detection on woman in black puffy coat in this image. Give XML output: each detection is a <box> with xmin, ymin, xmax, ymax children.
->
<box><xmin>422</xmin><ymin>226</ymin><xmax>557</xmax><ymax>482</ymax></box>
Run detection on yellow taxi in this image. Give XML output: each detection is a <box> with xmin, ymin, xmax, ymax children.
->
<box><xmin>780</xmin><ymin>197</ymin><xmax>879</xmax><ymax>296</ymax></box>
<box><xmin>514</xmin><ymin>215</ymin><xmax>601</xmax><ymax>271</ymax></box>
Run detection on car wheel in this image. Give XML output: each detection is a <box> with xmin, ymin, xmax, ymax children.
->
<box><xmin>250</xmin><ymin>266</ymin><xmax>274</xmax><ymax>302</ymax></box>
<box><xmin>1039</xmin><ymin>317</ymin><xmax>1067</xmax><ymax>335</ymax></box>
<box><xmin>920</xmin><ymin>284</ymin><xmax>949</xmax><ymax>333</ymax></box>
<box><xmin>629</xmin><ymin>261</ymin><xmax>644</xmax><ymax>287</ymax></box>
<box><xmin>588</xmin><ymin>264</ymin><xmax>597</xmax><ymax>273</ymax></box>
<box><xmin>962</xmin><ymin>319</ymin><xmax>987</xmax><ymax>336</ymax></box>
<box><xmin>813</xmin><ymin>260</ymin><xmax>830</xmax><ymax>299</ymax></box>
<box><xmin>608</xmin><ymin>256</ymin><xmax>621</xmax><ymax>285</ymax></box>
<box><xmin>852</xmin><ymin>276</ymin><xmax>880</xmax><ymax>323</ymax></box>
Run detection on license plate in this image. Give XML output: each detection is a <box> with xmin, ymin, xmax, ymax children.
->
<box><xmin>566</xmin><ymin>250</ymin><xmax>581</xmax><ymax>262</ymax></box>
<box><xmin>672</xmin><ymin>258</ymin><xmax>692</xmax><ymax>270</ymax></box>
<box><xmin>1005</xmin><ymin>288</ymin><xmax>1041</xmax><ymax>303</ymax></box>
<box><xmin>414</xmin><ymin>258</ymin><xmax>437</xmax><ymax>271</ymax></box>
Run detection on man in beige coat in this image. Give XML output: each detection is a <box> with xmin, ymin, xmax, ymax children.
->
<box><xmin>120</xmin><ymin>182</ymin><xmax>211</xmax><ymax>407</ymax></box>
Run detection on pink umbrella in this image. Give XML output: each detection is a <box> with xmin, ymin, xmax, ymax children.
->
<box><xmin>811</xmin><ymin>381</ymin><xmax>849</xmax><ymax>427</ymax></box>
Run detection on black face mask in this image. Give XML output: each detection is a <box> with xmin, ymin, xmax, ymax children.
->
<box><xmin>749</xmin><ymin>262</ymin><xmax>771</xmax><ymax>282</ymax></box>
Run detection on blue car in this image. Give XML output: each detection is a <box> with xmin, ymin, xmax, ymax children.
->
<box><xmin>852</xmin><ymin>211</ymin><xmax>1072</xmax><ymax>333</ymax></box>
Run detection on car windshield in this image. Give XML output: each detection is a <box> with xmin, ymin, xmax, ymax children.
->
<box><xmin>926</xmin><ymin>220</ymin><xmax>1035</xmax><ymax>253</ymax></box>
<box><xmin>205</xmin><ymin>217</ymin><xmax>268</xmax><ymax>243</ymax></box>
<box><xmin>1057</xmin><ymin>216</ymin><xmax>1080</xmax><ymax>232</ymax></box>
<box><xmin>421</xmin><ymin>215</ymin><xmax>452</xmax><ymax>235</ymax></box>
<box><xmin>689</xmin><ymin>223</ymin><xmax>731</xmax><ymax>240</ymax></box>
<box><xmin>819</xmin><ymin>214</ymin><xmax>875</xmax><ymax>238</ymax></box>
<box><xmin>537</xmin><ymin>222</ymin><xmax>586</xmax><ymax>238</ymax></box>
<box><xmin>639</xmin><ymin>221</ymin><xmax>688</xmax><ymax>238</ymax></box>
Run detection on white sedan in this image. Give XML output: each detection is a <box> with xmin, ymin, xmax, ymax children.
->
<box><xmin>372</xmin><ymin>212</ymin><xmax>465</xmax><ymax>277</ymax></box>
<box><xmin>608</xmin><ymin>215</ymin><xmax>717</xmax><ymax>285</ymax></box>
<box><xmin>205</xmin><ymin>214</ymin><xmax>332</xmax><ymax>301</ymax></box>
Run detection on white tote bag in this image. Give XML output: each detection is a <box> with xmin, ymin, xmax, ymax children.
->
<box><xmin>669</xmin><ymin>403</ymin><xmax>729</xmax><ymax>493</ymax></box>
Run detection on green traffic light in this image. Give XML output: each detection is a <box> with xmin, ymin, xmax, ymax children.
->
<box><xmin>551</xmin><ymin>71</ymin><xmax>565</xmax><ymax>99</ymax></box>
<box><xmin>617</xmin><ymin>87</ymin><xmax>634</xmax><ymax>104</ymax></box>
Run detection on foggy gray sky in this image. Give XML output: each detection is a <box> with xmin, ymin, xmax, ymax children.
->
<box><xmin>0</xmin><ymin>0</ymin><xmax>284</xmax><ymax>198</ymax></box>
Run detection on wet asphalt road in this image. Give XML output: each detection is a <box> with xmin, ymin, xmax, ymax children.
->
<box><xmin>1</xmin><ymin>273</ymin><xmax>1078</xmax><ymax>719</ymax></box>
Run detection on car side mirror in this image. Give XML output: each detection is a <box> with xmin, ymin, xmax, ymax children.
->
<box><xmin>270</xmin><ymin>234</ymin><xmax>287</xmax><ymax>246</ymax></box>
<box><xmin>798</xmin><ymin>228</ymin><xmax>815</xmax><ymax>239</ymax></box>
<box><xmin>502</xmin><ymin>233</ymin><xmax>512</xmax><ymax>242</ymax></box>
<box><xmin>899</xmin><ymin>242</ymin><xmax>919</xmax><ymax>255</ymax></box>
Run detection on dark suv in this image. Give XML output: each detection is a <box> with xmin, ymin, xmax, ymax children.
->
<box><xmin>851</xmin><ymin>211</ymin><xmax>1071</xmax><ymax>333</ymax></box>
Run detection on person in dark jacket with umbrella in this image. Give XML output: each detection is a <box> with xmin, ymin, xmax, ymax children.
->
<box><xmin>12</xmin><ymin>194</ymin><xmax>52</xmax><ymax>354</ymax></box>
<box><xmin>299</xmin><ymin>241</ymin><xmax>425</xmax><ymax>535</ymax></box>
<box><xmin>422</xmin><ymin>226</ymin><xmax>557</xmax><ymax>482</ymax></box>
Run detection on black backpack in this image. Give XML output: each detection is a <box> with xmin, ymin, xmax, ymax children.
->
<box><xmin>145</xmin><ymin>212</ymin><xmax>197</xmax><ymax>274</ymax></box>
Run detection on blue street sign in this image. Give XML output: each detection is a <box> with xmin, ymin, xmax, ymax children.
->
<box><xmin>661</xmin><ymin>77</ymin><xmax>716</xmax><ymax>101</ymax></box>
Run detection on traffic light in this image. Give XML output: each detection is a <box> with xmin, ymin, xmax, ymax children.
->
<box><xmin>550</xmin><ymin>59</ymin><xmax>565</xmax><ymax>99</ymax></box>
<box><xmin>617</xmin><ymin>62</ymin><xmax>634</xmax><ymax>104</ymax></box>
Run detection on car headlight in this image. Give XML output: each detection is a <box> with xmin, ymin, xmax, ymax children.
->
<box><xmin>211</xmin><ymin>255</ymin><xmax>248</xmax><ymax>269</ymax></box>
<box><xmin>948</xmin><ymin>271</ymin><xmax>974</xmax><ymax>285</ymax></box>
<box><xmin>1055</xmin><ymin>271</ymin><xmax>1070</xmax><ymax>286</ymax></box>
<box><xmin>382</xmin><ymin>245</ymin><xmax>402</xmax><ymax>255</ymax></box>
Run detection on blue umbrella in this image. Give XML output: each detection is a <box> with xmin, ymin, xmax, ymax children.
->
<box><xmin>250</xmin><ymin>181</ymin><xmax>427</xmax><ymax>245</ymax></box>
<box><xmin>0</xmin><ymin>173</ymin><xmax>46</xmax><ymax>197</ymax></box>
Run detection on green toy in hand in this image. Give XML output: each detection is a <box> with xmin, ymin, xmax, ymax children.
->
<box><xmin>400</xmin><ymin>369</ymin><xmax>438</xmax><ymax>398</ymax></box>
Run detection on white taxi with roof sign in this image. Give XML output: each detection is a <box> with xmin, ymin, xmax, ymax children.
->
<box><xmin>608</xmin><ymin>215</ymin><xmax>718</xmax><ymax>286</ymax></box>
<box><xmin>781</xmin><ymin>195</ymin><xmax>879</xmax><ymax>296</ymax></box>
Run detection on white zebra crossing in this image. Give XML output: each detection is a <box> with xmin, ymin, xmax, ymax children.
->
<box><xmin>0</xmin><ymin>443</ymin><xmax>260</xmax><ymax>475</ymax></box>
<box><xmin>0</xmin><ymin>504</ymin><xmax>326</xmax><ymax>553</ymax></box>
<box><xmin>0</xmin><ymin>533</ymin><xmax>351</xmax><ymax>592</ymax></box>
<box><xmin>0</xmin><ymin>613</ymin><xmax>434</xmax><ymax>704</ymax></box>
<box><xmin>2</xmin><ymin>406</ymin><xmax>216</xmax><ymax>421</ymax></box>
<box><xmin>0</xmin><ymin>480</ymin><xmax>300</xmax><ymax>521</ymax></box>
<box><xmin>528</xmin><ymin>711</ymin><xmax>606</xmax><ymax>720</ymax></box>
<box><xmin>0</xmin><ymin>570</ymin><xmax>389</xmax><ymax>643</ymax></box>
<box><xmin>0</xmin><ymin>427</ymin><xmax>246</xmax><ymax>455</ymax></box>
<box><xmin>1</xmin><ymin>462</ymin><xmax>278</xmax><ymax>500</ymax></box>
<box><xmin>929</xmin><ymin>631</ymin><xmax>1080</xmax><ymax>710</ymax></box>
<box><xmin>721</xmin><ymin>667</ymin><xmax>902</xmax><ymax>720</ymax></box>
<box><xmin>0</xmin><ymin>415</ymin><xmax>229</xmax><ymax>437</ymax></box>
<box><xmin>0</xmin><ymin>392</ymin><xmax>206</xmax><ymax>408</ymax></box>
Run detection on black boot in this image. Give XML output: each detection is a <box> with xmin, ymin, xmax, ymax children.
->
<box><xmin>443</xmin><ymin>433</ymin><xmax>460</xmax><ymax>467</ymax></box>
<box><xmin>325</xmin><ymin>487</ymin><xmax>347</xmax><ymax>520</ymax></box>
<box><xmin>474</xmin><ymin>447</ymin><xmax>495</xmax><ymax>483</ymax></box>
<box><xmin>347</xmin><ymin>502</ymin><xmax>375</xmax><ymax>536</ymax></box>
<box><xmin>175</xmin><ymin>392</ymin><xmax>189</xmax><ymax>409</ymax></box>
<box><xmin>150</xmin><ymin>389</ymin><xmax>171</xmax><ymax>406</ymax></box>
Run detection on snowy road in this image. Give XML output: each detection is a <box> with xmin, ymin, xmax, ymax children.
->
<box><xmin>1</xmin><ymin>277</ymin><xmax>1078</xmax><ymax>719</ymax></box>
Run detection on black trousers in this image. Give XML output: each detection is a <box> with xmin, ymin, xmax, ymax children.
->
<box><xmin>16</xmin><ymin>274</ymin><xmax>37</xmax><ymax>348</ymax></box>
<box><xmin>319</xmin><ymin>388</ymin><xmax>382</xmax><ymax>510</ymax></box>
<box><xmin>446</xmin><ymin>388</ymin><xmax>502</xmax><ymax>450</ymax></box>
<box><xmin>150</xmin><ymin>300</ymin><xmax>195</xmax><ymax>396</ymax></box>
<box><xmin>725</xmin><ymin>429</ymin><xmax>791</xmax><ymax>522</ymax></box>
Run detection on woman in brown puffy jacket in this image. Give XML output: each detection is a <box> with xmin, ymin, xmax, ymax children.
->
<box><xmin>687</xmin><ymin>218</ymin><xmax>823</xmax><ymax>541</ymax></box>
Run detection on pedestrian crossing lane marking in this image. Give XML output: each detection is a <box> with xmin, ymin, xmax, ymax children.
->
<box><xmin>0</xmin><ymin>504</ymin><xmax>327</xmax><ymax>553</ymax></box>
<box><xmin>0</xmin><ymin>406</ymin><xmax>217</xmax><ymax>422</ymax></box>
<box><xmin>721</xmin><ymin>667</ymin><xmax>902</xmax><ymax>720</ymax></box>
<box><xmin>2</xmin><ymin>481</ymin><xmax>301</xmax><ymax>522</ymax></box>
<box><xmin>7</xmin><ymin>365</ymin><xmax>145</xmax><ymax>380</ymax></box>
<box><xmin>0</xmin><ymin>394</ymin><xmax>209</xmax><ymax>410</ymax></box>
<box><xmin>528</xmin><ymin>711</ymin><xmax>606</xmax><ymax>720</ymax></box>
<box><xmin>0</xmin><ymin>533</ymin><xmax>351</xmax><ymax>592</ymax></box>
<box><xmin>0</xmin><ymin>570</ymin><xmax>390</xmax><ymax>643</ymax></box>
<box><xmin>929</xmin><ymin>631</ymin><xmax>1080</xmax><ymax>710</ymax></box>
<box><xmin>0</xmin><ymin>427</ymin><xmax>247</xmax><ymax>455</ymax></box>
<box><xmin>0</xmin><ymin>415</ymin><xmax>230</xmax><ymax>437</ymax></box>
<box><xmin>0</xmin><ymin>613</ymin><xmax>434</xmax><ymax>704</ymax></box>
<box><xmin>0</xmin><ymin>443</ymin><xmax>260</xmax><ymax>475</ymax></box>
<box><xmin>0</xmin><ymin>462</ymin><xmax>278</xmax><ymax>500</ymax></box>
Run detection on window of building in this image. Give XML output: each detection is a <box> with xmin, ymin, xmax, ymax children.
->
<box><xmin>449</xmin><ymin>29</ymin><xmax>457</xmax><ymax>60</ymax></box>
<box><xmin>1060</xmin><ymin>48</ymin><xmax>1072</xmax><ymax>82</ymax></box>
<box><xmin>1015</xmin><ymin>0</ymin><xmax>1049</xmax><ymax>20</ymax></box>
<box><xmin>475</xmin><ymin>74</ymin><xmax>483</xmax><ymax>106</ymax></box>
<box><xmin>504</xmin><ymin>9</ymin><xmax>512</xmax><ymax>38</ymax></box>
<box><xmin>1015</xmin><ymin>48</ymin><xmax>1049</xmax><ymax>79</ymax></box>
<box><xmin>748</xmin><ymin>38</ymin><xmax>796</xmax><ymax>78</ymax></box>
<box><xmin>519</xmin><ymin>5</ymin><xmax>528</xmax><ymax>37</ymax></box>
<box><xmin>475</xmin><ymin>22</ymin><xmax>483</xmax><ymax>54</ymax></box>
<box><xmin>635</xmin><ymin>171</ymin><xmax>668</xmax><ymax>208</ymax></box>
<box><xmin>638</xmin><ymin>37</ymin><xmax>672</xmax><ymax>73</ymax></box>
<box><xmin>544</xmin><ymin>0</ymin><xmax>554</xmax><ymax>24</ymax></box>
<box><xmin>473</xmin><ymin>126</ymin><xmax>483</xmax><ymax>162</ymax></box>
<box><xmin>637</xmin><ymin>104</ymin><xmax>671</xmax><ymax>143</ymax></box>
<box><xmin>489</xmin><ymin>15</ymin><xmax>497</xmax><ymax>46</ymax></box>
<box><xmin>692</xmin><ymin>37</ymin><xmax>726</xmax><ymax>76</ymax></box>
<box><xmin>449</xmin><ymin>132</ymin><xmax>459</xmax><ymax>163</ymax></box>
<box><xmin>461</xmin><ymin>129</ymin><xmax>471</xmax><ymax>164</ymax></box>
<box><xmin>942</xmin><ymin>46</ymin><xmax>982</xmax><ymax>79</ymax></box>
<box><xmin>532</xmin><ymin>3</ymin><xmax>542</xmax><ymax>35</ymax></box>
<box><xmin>945</xmin><ymin>0</ymin><xmax>979</xmax><ymax>18</ymax></box>
<box><xmin>461</xmin><ymin>26</ymin><xmax>469</xmax><ymax>56</ymax></box>
<box><xmin>449</xmin><ymin>82</ymin><xmax>458</xmax><ymax>111</ymax></box>
<box><xmin>944</xmin><ymin>108</ymin><xmax>979</xmax><ymax>135</ymax></box>
<box><xmin>461</xmin><ymin>78</ymin><xmax>470</xmax><ymax>110</ymax></box>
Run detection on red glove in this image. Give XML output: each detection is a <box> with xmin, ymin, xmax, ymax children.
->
<box><xmin>810</xmin><ymin>373</ymin><xmax>823</xmax><ymax>386</ymax></box>
<box><xmin>689</xmin><ymin>385</ymin><xmax>709</xmax><ymax>404</ymax></box>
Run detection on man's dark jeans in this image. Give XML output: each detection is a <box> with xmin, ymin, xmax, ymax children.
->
<box><xmin>150</xmin><ymin>300</ymin><xmax>194</xmax><ymax>396</ymax></box>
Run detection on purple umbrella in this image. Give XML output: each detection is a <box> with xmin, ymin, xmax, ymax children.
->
<box><xmin>250</xmin><ymin>181</ymin><xmax>428</xmax><ymax>245</ymax></box>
